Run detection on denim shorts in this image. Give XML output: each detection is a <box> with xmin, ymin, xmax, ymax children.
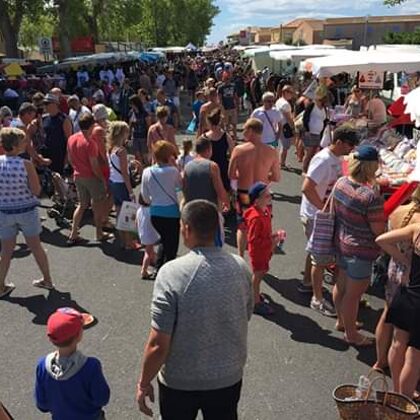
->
<box><xmin>109</xmin><ymin>181</ymin><xmax>130</xmax><ymax>206</ymax></box>
<box><xmin>338</xmin><ymin>255</ymin><xmax>373</xmax><ymax>280</ymax></box>
<box><xmin>0</xmin><ymin>207</ymin><xmax>42</xmax><ymax>240</ymax></box>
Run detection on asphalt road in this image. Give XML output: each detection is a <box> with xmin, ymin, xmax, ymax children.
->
<box><xmin>0</xmin><ymin>110</ymin><xmax>386</xmax><ymax>420</ymax></box>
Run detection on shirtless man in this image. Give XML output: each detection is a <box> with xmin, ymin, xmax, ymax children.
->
<box><xmin>228</xmin><ymin>118</ymin><xmax>281</xmax><ymax>257</ymax></box>
<box><xmin>197</xmin><ymin>87</ymin><xmax>219</xmax><ymax>137</ymax></box>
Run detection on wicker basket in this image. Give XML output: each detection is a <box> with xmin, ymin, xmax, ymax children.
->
<box><xmin>333</xmin><ymin>372</ymin><xmax>419</xmax><ymax>420</ymax></box>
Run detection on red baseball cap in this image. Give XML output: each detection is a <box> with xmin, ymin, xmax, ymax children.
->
<box><xmin>47</xmin><ymin>308</ymin><xmax>85</xmax><ymax>345</ymax></box>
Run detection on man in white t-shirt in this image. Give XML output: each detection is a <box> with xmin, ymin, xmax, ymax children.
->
<box><xmin>68</xmin><ymin>95</ymin><xmax>91</xmax><ymax>133</ymax></box>
<box><xmin>299</xmin><ymin>125</ymin><xmax>359</xmax><ymax>317</ymax></box>
<box><xmin>276</xmin><ymin>85</ymin><xmax>295</xmax><ymax>168</ymax></box>
<box><xmin>251</xmin><ymin>92</ymin><xmax>283</xmax><ymax>147</ymax></box>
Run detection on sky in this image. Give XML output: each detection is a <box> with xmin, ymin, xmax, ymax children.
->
<box><xmin>207</xmin><ymin>0</ymin><xmax>420</xmax><ymax>44</ymax></box>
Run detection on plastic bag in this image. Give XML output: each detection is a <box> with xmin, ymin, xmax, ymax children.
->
<box><xmin>116</xmin><ymin>201</ymin><xmax>139</xmax><ymax>233</ymax></box>
<box><xmin>320</xmin><ymin>125</ymin><xmax>332</xmax><ymax>148</ymax></box>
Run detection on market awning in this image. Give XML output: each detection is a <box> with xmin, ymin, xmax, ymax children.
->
<box><xmin>301</xmin><ymin>50</ymin><xmax>420</xmax><ymax>77</ymax></box>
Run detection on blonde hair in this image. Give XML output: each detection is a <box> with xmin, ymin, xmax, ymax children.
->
<box><xmin>348</xmin><ymin>153</ymin><xmax>378</xmax><ymax>184</ymax></box>
<box><xmin>401</xmin><ymin>186</ymin><xmax>420</xmax><ymax>228</ymax></box>
<box><xmin>0</xmin><ymin>127</ymin><xmax>25</xmax><ymax>152</ymax></box>
<box><xmin>107</xmin><ymin>121</ymin><xmax>129</xmax><ymax>152</ymax></box>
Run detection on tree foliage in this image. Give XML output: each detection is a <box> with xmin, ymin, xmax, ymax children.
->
<box><xmin>384</xmin><ymin>0</ymin><xmax>407</xmax><ymax>5</ymax></box>
<box><xmin>10</xmin><ymin>0</ymin><xmax>219</xmax><ymax>58</ymax></box>
<box><xmin>383</xmin><ymin>29</ymin><xmax>420</xmax><ymax>44</ymax></box>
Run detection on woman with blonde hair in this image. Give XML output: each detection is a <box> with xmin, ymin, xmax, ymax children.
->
<box><xmin>373</xmin><ymin>185</ymin><xmax>420</xmax><ymax>371</ymax></box>
<box><xmin>107</xmin><ymin>121</ymin><xmax>139</xmax><ymax>250</ymax></box>
<box><xmin>332</xmin><ymin>145</ymin><xmax>386</xmax><ymax>346</ymax></box>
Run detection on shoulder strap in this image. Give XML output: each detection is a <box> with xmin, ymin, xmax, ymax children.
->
<box><xmin>150</xmin><ymin>168</ymin><xmax>178</xmax><ymax>205</ymax></box>
<box><xmin>263</xmin><ymin>110</ymin><xmax>278</xmax><ymax>136</ymax></box>
<box><xmin>110</xmin><ymin>154</ymin><xmax>122</xmax><ymax>175</ymax></box>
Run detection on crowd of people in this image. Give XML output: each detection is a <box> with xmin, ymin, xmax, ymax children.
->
<box><xmin>0</xmin><ymin>49</ymin><xmax>419</xmax><ymax>419</ymax></box>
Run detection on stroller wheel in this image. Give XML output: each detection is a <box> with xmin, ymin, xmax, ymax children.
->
<box><xmin>47</xmin><ymin>209</ymin><xmax>60</xmax><ymax>219</ymax></box>
<box><xmin>323</xmin><ymin>270</ymin><xmax>335</xmax><ymax>286</ymax></box>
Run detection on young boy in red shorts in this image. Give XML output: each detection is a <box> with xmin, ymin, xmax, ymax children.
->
<box><xmin>244</xmin><ymin>182</ymin><xmax>277</xmax><ymax>316</ymax></box>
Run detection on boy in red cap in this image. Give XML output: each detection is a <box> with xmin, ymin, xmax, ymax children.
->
<box><xmin>244</xmin><ymin>182</ymin><xmax>277</xmax><ymax>316</ymax></box>
<box><xmin>34</xmin><ymin>308</ymin><xmax>110</xmax><ymax>419</ymax></box>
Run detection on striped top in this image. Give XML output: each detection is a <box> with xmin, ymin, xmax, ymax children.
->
<box><xmin>333</xmin><ymin>176</ymin><xmax>384</xmax><ymax>261</ymax></box>
<box><xmin>0</xmin><ymin>156</ymin><xmax>39</xmax><ymax>212</ymax></box>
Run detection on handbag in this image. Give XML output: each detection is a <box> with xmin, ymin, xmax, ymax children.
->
<box><xmin>306</xmin><ymin>184</ymin><xmax>337</xmax><ymax>257</ymax></box>
<box><xmin>110</xmin><ymin>152</ymin><xmax>141</xmax><ymax>188</ymax></box>
<box><xmin>320</xmin><ymin>123</ymin><xmax>332</xmax><ymax>148</ymax></box>
<box><xmin>282</xmin><ymin>122</ymin><xmax>294</xmax><ymax>139</ymax></box>
<box><xmin>116</xmin><ymin>201</ymin><xmax>139</xmax><ymax>233</ymax></box>
<box><xmin>333</xmin><ymin>369</ymin><xmax>418</xmax><ymax>420</ymax></box>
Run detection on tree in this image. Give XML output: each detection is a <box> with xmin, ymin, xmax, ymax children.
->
<box><xmin>384</xmin><ymin>0</ymin><xmax>407</xmax><ymax>4</ymax></box>
<box><xmin>0</xmin><ymin>0</ymin><xmax>45</xmax><ymax>57</ymax></box>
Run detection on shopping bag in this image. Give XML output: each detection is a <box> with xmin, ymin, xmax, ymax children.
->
<box><xmin>186</xmin><ymin>117</ymin><xmax>197</xmax><ymax>134</ymax></box>
<box><xmin>116</xmin><ymin>201</ymin><xmax>139</xmax><ymax>233</ymax></box>
<box><xmin>333</xmin><ymin>369</ymin><xmax>418</xmax><ymax>420</ymax></box>
<box><xmin>320</xmin><ymin>124</ymin><xmax>332</xmax><ymax>148</ymax></box>
<box><xmin>306</xmin><ymin>186</ymin><xmax>336</xmax><ymax>257</ymax></box>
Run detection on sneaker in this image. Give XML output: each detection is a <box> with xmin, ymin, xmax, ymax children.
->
<box><xmin>310</xmin><ymin>297</ymin><xmax>337</xmax><ymax>317</ymax></box>
<box><xmin>297</xmin><ymin>281</ymin><xmax>313</xmax><ymax>294</ymax></box>
<box><xmin>254</xmin><ymin>302</ymin><xmax>274</xmax><ymax>316</ymax></box>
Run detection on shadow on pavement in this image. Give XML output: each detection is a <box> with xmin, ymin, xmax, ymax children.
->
<box><xmin>258</xmin><ymin>291</ymin><xmax>348</xmax><ymax>351</ymax></box>
<box><xmin>264</xmin><ymin>276</ymin><xmax>312</xmax><ymax>307</ymax></box>
<box><xmin>3</xmin><ymin>289</ymin><xmax>91</xmax><ymax>325</ymax></box>
<box><xmin>271</xmin><ymin>192</ymin><xmax>302</xmax><ymax>205</ymax></box>
<box><xmin>99</xmin><ymin>240</ymin><xmax>142</xmax><ymax>265</ymax></box>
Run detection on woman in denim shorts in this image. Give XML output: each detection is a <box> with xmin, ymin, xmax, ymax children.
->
<box><xmin>0</xmin><ymin>128</ymin><xmax>54</xmax><ymax>298</ymax></box>
<box><xmin>332</xmin><ymin>146</ymin><xmax>385</xmax><ymax>346</ymax></box>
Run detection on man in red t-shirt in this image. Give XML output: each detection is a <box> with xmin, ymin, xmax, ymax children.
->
<box><xmin>67</xmin><ymin>113</ymin><xmax>110</xmax><ymax>245</ymax></box>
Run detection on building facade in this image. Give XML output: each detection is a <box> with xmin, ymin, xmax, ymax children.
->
<box><xmin>324</xmin><ymin>15</ymin><xmax>420</xmax><ymax>50</ymax></box>
<box><xmin>292</xmin><ymin>20</ymin><xmax>324</xmax><ymax>45</ymax></box>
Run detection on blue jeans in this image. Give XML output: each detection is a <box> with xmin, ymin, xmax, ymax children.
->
<box><xmin>0</xmin><ymin>207</ymin><xmax>41</xmax><ymax>240</ymax></box>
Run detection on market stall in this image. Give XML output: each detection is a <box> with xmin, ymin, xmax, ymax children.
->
<box><xmin>301</xmin><ymin>50</ymin><xmax>420</xmax><ymax>213</ymax></box>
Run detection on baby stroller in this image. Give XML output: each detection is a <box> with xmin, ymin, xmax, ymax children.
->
<box><xmin>45</xmin><ymin>167</ymin><xmax>78</xmax><ymax>228</ymax></box>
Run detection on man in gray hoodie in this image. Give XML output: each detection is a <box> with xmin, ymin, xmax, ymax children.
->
<box><xmin>136</xmin><ymin>199</ymin><xmax>253</xmax><ymax>419</ymax></box>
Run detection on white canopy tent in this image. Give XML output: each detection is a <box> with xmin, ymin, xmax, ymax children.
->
<box><xmin>270</xmin><ymin>48</ymin><xmax>352</xmax><ymax>62</ymax></box>
<box><xmin>404</xmin><ymin>86</ymin><xmax>420</xmax><ymax>127</ymax></box>
<box><xmin>301</xmin><ymin>50</ymin><xmax>420</xmax><ymax>77</ymax></box>
<box><xmin>242</xmin><ymin>46</ymin><xmax>270</xmax><ymax>58</ymax></box>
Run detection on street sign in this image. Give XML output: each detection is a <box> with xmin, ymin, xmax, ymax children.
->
<box><xmin>38</xmin><ymin>37</ymin><xmax>53</xmax><ymax>55</ymax></box>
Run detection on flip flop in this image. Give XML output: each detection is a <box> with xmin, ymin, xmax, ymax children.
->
<box><xmin>32</xmin><ymin>279</ymin><xmax>55</xmax><ymax>290</ymax></box>
<box><xmin>141</xmin><ymin>272</ymin><xmax>156</xmax><ymax>280</ymax></box>
<box><xmin>345</xmin><ymin>335</ymin><xmax>375</xmax><ymax>347</ymax></box>
<box><xmin>336</xmin><ymin>321</ymin><xmax>364</xmax><ymax>332</ymax></box>
<box><xmin>66</xmin><ymin>237</ymin><xmax>88</xmax><ymax>247</ymax></box>
<box><xmin>0</xmin><ymin>284</ymin><xmax>15</xmax><ymax>299</ymax></box>
<box><xmin>97</xmin><ymin>232</ymin><xmax>114</xmax><ymax>242</ymax></box>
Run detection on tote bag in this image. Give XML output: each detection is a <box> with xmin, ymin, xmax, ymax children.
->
<box><xmin>306</xmin><ymin>185</ymin><xmax>336</xmax><ymax>257</ymax></box>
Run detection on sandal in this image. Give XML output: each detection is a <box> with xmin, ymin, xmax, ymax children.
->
<box><xmin>141</xmin><ymin>272</ymin><xmax>156</xmax><ymax>280</ymax></box>
<box><xmin>336</xmin><ymin>321</ymin><xmax>364</xmax><ymax>332</ymax></box>
<box><xmin>0</xmin><ymin>283</ymin><xmax>15</xmax><ymax>299</ymax></box>
<box><xmin>32</xmin><ymin>279</ymin><xmax>55</xmax><ymax>290</ymax></box>
<box><xmin>345</xmin><ymin>335</ymin><xmax>375</xmax><ymax>347</ymax></box>
<box><xmin>97</xmin><ymin>232</ymin><xmax>114</xmax><ymax>242</ymax></box>
<box><xmin>66</xmin><ymin>237</ymin><xmax>88</xmax><ymax>247</ymax></box>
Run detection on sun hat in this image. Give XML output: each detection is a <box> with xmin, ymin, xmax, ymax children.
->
<box><xmin>249</xmin><ymin>182</ymin><xmax>268</xmax><ymax>204</ymax></box>
<box><xmin>353</xmin><ymin>145</ymin><xmax>379</xmax><ymax>162</ymax></box>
